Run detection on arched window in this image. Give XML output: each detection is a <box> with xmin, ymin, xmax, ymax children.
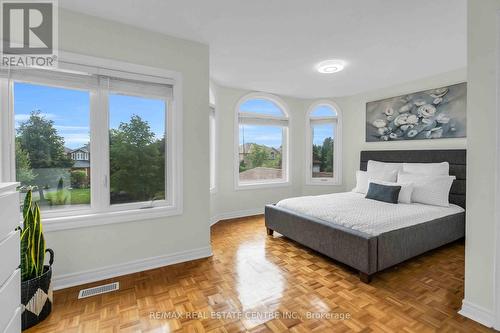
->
<box><xmin>209</xmin><ymin>86</ymin><xmax>216</xmax><ymax>192</ymax></box>
<box><xmin>306</xmin><ymin>101</ymin><xmax>342</xmax><ymax>185</ymax></box>
<box><xmin>235</xmin><ymin>93</ymin><xmax>289</xmax><ymax>188</ymax></box>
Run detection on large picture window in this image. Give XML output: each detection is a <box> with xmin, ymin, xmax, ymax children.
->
<box><xmin>235</xmin><ymin>94</ymin><xmax>289</xmax><ymax>188</ymax></box>
<box><xmin>0</xmin><ymin>57</ymin><xmax>182</xmax><ymax>229</ymax></box>
<box><xmin>306</xmin><ymin>101</ymin><xmax>342</xmax><ymax>185</ymax></box>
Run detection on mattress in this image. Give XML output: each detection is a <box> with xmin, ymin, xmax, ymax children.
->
<box><xmin>275</xmin><ymin>192</ymin><xmax>465</xmax><ymax>236</ymax></box>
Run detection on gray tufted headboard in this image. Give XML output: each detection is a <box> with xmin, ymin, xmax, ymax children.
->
<box><xmin>360</xmin><ymin>150</ymin><xmax>466</xmax><ymax>208</ymax></box>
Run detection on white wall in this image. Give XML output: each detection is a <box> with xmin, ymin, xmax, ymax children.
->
<box><xmin>45</xmin><ymin>9</ymin><xmax>211</xmax><ymax>286</ymax></box>
<box><xmin>338</xmin><ymin>68</ymin><xmax>467</xmax><ymax>191</ymax></box>
<box><xmin>459</xmin><ymin>0</ymin><xmax>500</xmax><ymax>326</ymax></box>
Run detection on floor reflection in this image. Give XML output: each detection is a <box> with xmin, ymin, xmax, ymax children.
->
<box><xmin>235</xmin><ymin>241</ymin><xmax>285</xmax><ymax>311</ymax></box>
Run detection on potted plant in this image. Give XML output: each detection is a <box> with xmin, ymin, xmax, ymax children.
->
<box><xmin>19</xmin><ymin>189</ymin><xmax>54</xmax><ymax>330</ymax></box>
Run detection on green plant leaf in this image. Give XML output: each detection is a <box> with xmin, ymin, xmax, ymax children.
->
<box><xmin>20</xmin><ymin>227</ymin><xmax>31</xmax><ymax>281</ymax></box>
<box><xmin>22</xmin><ymin>189</ymin><xmax>32</xmax><ymax>225</ymax></box>
<box><xmin>33</xmin><ymin>203</ymin><xmax>45</xmax><ymax>276</ymax></box>
<box><xmin>28</xmin><ymin>207</ymin><xmax>36</xmax><ymax>278</ymax></box>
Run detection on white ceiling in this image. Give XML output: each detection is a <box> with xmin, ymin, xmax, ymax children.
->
<box><xmin>60</xmin><ymin>0</ymin><xmax>467</xmax><ymax>99</ymax></box>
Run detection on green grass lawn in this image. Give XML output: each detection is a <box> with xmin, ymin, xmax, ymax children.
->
<box><xmin>44</xmin><ymin>188</ymin><xmax>90</xmax><ymax>205</ymax></box>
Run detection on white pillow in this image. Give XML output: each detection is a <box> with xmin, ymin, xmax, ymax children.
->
<box><xmin>370</xmin><ymin>180</ymin><xmax>414</xmax><ymax>204</ymax></box>
<box><xmin>367</xmin><ymin>160</ymin><xmax>403</xmax><ymax>175</ymax></box>
<box><xmin>397</xmin><ymin>172</ymin><xmax>455</xmax><ymax>207</ymax></box>
<box><xmin>402</xmin><ymin>162</ymin><xmax>449</xmax><ymax>176</ymax></box>
<box><xmin>352</xmin><ymin>170</ymin><xmax>398</xmax><ymax>194</ymax></box>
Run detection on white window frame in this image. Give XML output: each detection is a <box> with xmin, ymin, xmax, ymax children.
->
<box><xmin>305</xmin><ymin>100</ymin><xmax>342</xmax><ymax>186</ymax></box>
<box><xmin>0</xmin><ymin>51</ymin><xmax>183</xmax><ymax>231</ymax></box>
<box><xmin>234</xmin><ymin>92</ymin><xmax>290</xmax><ymax>190</ymax></box>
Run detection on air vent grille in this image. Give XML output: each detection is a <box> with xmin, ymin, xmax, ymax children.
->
<box><xmin>78</xmin><ymin>282</ymin><xmax>119</xmax><ymax>299</ymax></box>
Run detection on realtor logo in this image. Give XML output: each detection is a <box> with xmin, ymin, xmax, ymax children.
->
<box><xmin>1</xmin><ymin>0</ymin><xmax>58</xmax><ymax>67</ymax></box>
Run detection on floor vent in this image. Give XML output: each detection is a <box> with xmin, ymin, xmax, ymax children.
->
<box><xmin>78</xmin><ymin>282</ymin><xmax>119</xmax><ymax>299</ymax></box>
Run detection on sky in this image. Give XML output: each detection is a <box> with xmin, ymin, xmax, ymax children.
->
<box><xmin>109</xmin><ymin>93</ymin><xmax>165</xmax><ymax>141</ymax></box>
<box><xmin>312</xmin><ymin>123</ymin><xmax>335</xmax><ymax>146</ymax></box>
<box><xmin>240</xmin><ymin>98</ymin><xmax>285</xmax><ymax>117</ymax></box>
<box><xmin>311</xmin><ymin>105</ymin><xmax>337</xmax><ymax>117</ymax></box>
<box><xmin>14</xmin><ymin>82</ymin><xmax>166</xmax><ymax>149</ymax></box>
<box><xmin>239</xmin><ymin>99</ymin><xmax>335</xmax><ymax>147</ymax></box>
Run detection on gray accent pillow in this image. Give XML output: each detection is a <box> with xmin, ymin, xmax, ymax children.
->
<box><xmin>365</xmin><ymin>182</ymin><xmax>401</xmax><ymax>204</ymax></box>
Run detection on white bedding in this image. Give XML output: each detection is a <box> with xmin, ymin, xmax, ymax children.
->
<box><xmin>275</xmin><ymin>192</ymin><xmax>464</xmax><ymax>236</ymax></box>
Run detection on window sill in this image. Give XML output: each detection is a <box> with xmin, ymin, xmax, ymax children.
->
<box><xmin>40</xmin><ymin>205</ymin><xmax>183</xmax><ymax>232</ymax></box>
<box><xmin>235</xmin><ymin>181</ymin><xmax>290</xmax><ymax>191</ymax></box>
<box><xmin>306</xmin><ymin>179</ymin><xmax>342</xmax><ymax>186</ymax></box>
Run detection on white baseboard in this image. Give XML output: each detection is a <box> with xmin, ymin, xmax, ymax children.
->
<box><xmin>458</xmin><ymin>300</ymin><xmax>494</xmax><ymax>328</ymax></box>
<box><xmin>210</xmin><ymin>208</ymin><xmax>264</xmax><ymax>226</ymax></box>
<box><xmin>52</xmin><ymin>246</ymin><xmax>212</xmax><ymax>290</ymax></box>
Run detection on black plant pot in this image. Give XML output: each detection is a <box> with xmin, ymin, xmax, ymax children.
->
<box><xmin>21</xmin><ymin>249</ymin><xmax>54</xmax><ymax>330</ymax></box>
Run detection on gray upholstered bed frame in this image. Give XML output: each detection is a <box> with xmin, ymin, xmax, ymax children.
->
<box><xmin>265</xmin><ymin>150</ymin><xmax>466</xmax><ymax>283</ymax></box>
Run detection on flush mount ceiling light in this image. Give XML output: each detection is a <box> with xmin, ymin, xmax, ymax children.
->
<box><xmin>315</xmin><ymin>59</ymin><xmax>346</xmax><ymax>74</ymax></box>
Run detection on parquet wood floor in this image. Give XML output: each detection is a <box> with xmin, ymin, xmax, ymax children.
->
<box><xmin>27</xmin><ymin>215</ymin><xmax>494</xmax><ymax>333</ymax></box>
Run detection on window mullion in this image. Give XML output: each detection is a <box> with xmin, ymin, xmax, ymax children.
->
<box><xmin>310</xmin><ymin>118</ymin><xmax>336</xmax><ymax>125</ymax></box>
<box><xmin>90</xmin><ymin>79</ymin><xmax>110</xmax><ymax>212</ymax></box>
<box><xmin>101</xmin><ymin>81</ymin><xmax>111</xmax><ymax>210</ymax></box>
<box><xmin>239</xmin><ymin>117</ymin><xmax>288</xmax><ymax>127</ymax></box>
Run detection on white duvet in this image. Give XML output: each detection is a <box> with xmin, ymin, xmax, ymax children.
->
<box><xmin>276</xmin><ymin>192</ymin><xmax>464</xmax><ymax>236</ymax></box>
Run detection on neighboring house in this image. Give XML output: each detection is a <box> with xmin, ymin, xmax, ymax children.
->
<box><xmin>312</xmin><ymin>159</ymin><xmax>333</xmax><ymax>178</ymax></box>
<box><xmin>66</xmin><ymin>144</ymin><xmax>91</xmax><ymax>179</ymax></box>
<box><xmin>239</xmin><ymin>143</ymin><xmax>281</xmax><ymax>163</ymax></box>
<box><xmin>269</xmin><ymin>149</ymin><xmax>278</xmax><ymax>160</ymax></box>
<box><xmin>312</xmin><ymin>159</ymin><xmax>321</xmax><ymax>173</ymax></box>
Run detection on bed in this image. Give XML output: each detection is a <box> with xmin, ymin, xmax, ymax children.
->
<box><xmin>264</xmin><ymin>150</ymin><xmax>466</xmax><ymax>283</ymax></box>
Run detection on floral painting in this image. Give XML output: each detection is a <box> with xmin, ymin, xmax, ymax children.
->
<box><xmin>366</xmin><ymin>82</ymin><xmax>466</xmax><ymax>142</ymax></box>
